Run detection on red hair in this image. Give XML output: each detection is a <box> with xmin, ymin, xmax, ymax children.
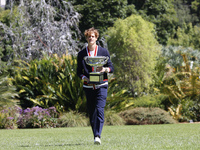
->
<box><xmin>84</xmin><ymin>27</ymin><xmax>99</xmax><ymax>38</ymax></box>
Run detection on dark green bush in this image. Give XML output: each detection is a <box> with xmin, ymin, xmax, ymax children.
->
<box><xmin>119</xmin><ymin>107</ymin><xmax>177</xmax><ymax>125</ymax></box>
<box><xmin>13</xmin><ymin>54</ymin><xmax>86</xmax><ymax>113</ymax></box>
<box><xmin>179</xmin><ymin>97</ymin><xmax>200</xmax><ymax>122</ymax></box>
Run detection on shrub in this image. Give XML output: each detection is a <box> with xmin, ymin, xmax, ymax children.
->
<box><xmin>132</xmin><ymin>95</ymin><xmax>165</xmax><ymax>109</ymax></box>
<box><xmin>106</xmin><ymin>15</ymin><xmax>161</xmax><ymax>96</ymax></box>
<box><xmin>104</xmin><ymin>110</ymin><xmax>125</xmax><ymax>126</ymax></box>
<box><xmin>0</xmin><ymin>105</ymin><xmax>21</xmax><ymax>129</ymax></box>
<box><xmin>58</xmin><ymin>111</ymin><xmax>89</xmax><ymax>127</ymax></box>
<box><xmin>13</xmin><ymin>54</ymin><xmax>86</xmax><ymax>113</ymax></box>
<box><xmin>119</xmin><ymin>107</ymin><xmax>177</xmax><ymax>125</ymax></box>
<box><xmin>0</xmin><ymin>74</ymin><xmax>19</xmax><ymax>109</ymax></box>
<box><xmin>155</xmin><ymin>48</ymin><xmax>200</xmax><ymax>121</ymax></box>
<box><xmin>17</xmin><ymin>106</ymin><xmax>59</xmax><ymax>128</ymax></box>
<box><xmin>171</xmin><ymin>96</ymin><xmax>200</xmax><ymax>122</ymax></box>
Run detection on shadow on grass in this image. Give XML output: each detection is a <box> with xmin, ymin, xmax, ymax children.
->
<box><xmin>20</xmin><ymin>143</ymin><xmax>86</xmax><ymax>147</ymax></box>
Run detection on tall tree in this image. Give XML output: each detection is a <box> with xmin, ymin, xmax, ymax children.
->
<box><xmin>191</xmin><ymin>0</ymin><xmax>200</xmax><ymax>23</ymax></box>
<box><xmin>128</xmin><ymin>0</ymin><xmax>178</xmax><ymax>45</ymax></box>
<box><xmin>173</xmin><ymin>0</ymin><xmax>198</xmax><ymax>26</ymax></box>
<box><xmin>0</xmin><ymin>0</ymin><xmax>81</xmax><ymax>62</ymax></box>
<box><xmin>168</xmin><ymin>23</ymin><xmax>200</xmax><ymax>50</ymax></box>
<box><xmin>106</xmin><ymin>15</ymin><xmax>161</xmax><ymax>96</ymax></box>
<box><xmin>70</xmin><ymin>0</ymin><xmax>136</xmax><ymax>41</ymax></box>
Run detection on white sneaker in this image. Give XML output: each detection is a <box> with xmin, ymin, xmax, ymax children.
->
<box><xmin>94</xmin><ymin>137</ymin><xmax>101</xmax><ymax>145</ymax></box>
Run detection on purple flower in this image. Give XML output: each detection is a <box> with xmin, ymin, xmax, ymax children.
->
<box><xmin>45</xmin><ymin>111</ymin><xmax>51</xmax><ymax>117</ymax></box>
<box><xmin>7</xmin><ymin>117</ymin><xmax>14</xmax><ymax>120</ymax></box>
<box><xmin>38</xmin><ymin>115</ymin><xmax>43</xmax><ymax>120</ymax></box>
<box><xmin>24</xmin><ymin>108</ymin><xmax>31</xmax><ymax>113</ymax></box>
<box><xmin>1</xmin><ymin>109</ymin><xmax>8</xmax><ymax>113</ymax></box>
<box><xmin>34</xmin><ymin>112</ymin><xmax>39</xmax><ymax>116</ymax></box>
<box><xmin>19</xmin><ymin>109</ymin><xmax>23</xmax><ymax>114</ymax></box>
<box><xmin>49</xmin><ymin>107</ymin><xmax>57</xmax><ymax>112</ymax></box>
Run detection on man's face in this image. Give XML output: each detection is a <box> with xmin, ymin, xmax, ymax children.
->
<box><xmin>86</xmin><ymin>32</ymin><xmax>97</xmax><ymax>45</ymax></box>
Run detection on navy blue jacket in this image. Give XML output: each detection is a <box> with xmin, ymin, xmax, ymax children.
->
<box><xmin>77</xmin><ymin>46</ymin><xmax>114</xmax><ymax>84</ymax></box>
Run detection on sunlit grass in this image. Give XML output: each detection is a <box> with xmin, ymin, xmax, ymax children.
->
<box><xmin>0</xmin><ymin>123</ymin><xmax>200</xmax><ymax>150</ymax></box>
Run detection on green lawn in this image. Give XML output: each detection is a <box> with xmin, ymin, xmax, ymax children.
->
<box><xmin>0</xmin><ymin>123</ymin><xmax>200</xmax><ymax>150</ymax></box>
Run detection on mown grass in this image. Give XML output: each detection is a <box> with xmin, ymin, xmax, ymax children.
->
<box><xmin>0</xmin><ymin>123</ymin><xmax>200</xmax><ymax>150</ymax></box>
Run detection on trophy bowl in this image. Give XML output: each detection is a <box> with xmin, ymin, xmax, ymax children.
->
<box><xmin>84</xmin><ymin>56</ymin><xmax>109</xmax><ymax>72</ymax></box>
<box><xmin>84</xmin><ymin>56</ymin><xmax>109</xmax><ymax>84</ymax></box>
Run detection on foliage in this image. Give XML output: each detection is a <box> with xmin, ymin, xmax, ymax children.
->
<box><xmin>131</xmin><ymin>95</ymin><xmax>165</xmax><ymax>109</ymax></box>
<box><xmin>0</xmin><ymin>106</ymin><xmax>58</xmax><ymax>129</ymax></box>
<box><xmin>173</xmin><ymin>0</ymin><xmax>198</xmax><ymax>26</ymax></box>
<box><xmin>156</xmin><ymin>46</ymin><xmax>200</xmax><ymax>121</ymax></box>
<box><xmin>191</xmin><ymin>0</ymin><xmax>200</xmax><ymax>20</ymax></box>
<box><xmin>71</xmin><ymin>0</ymin><xmax>137</xmax><ymax>40</ymax></box>
<box><xmin>167</xmin><ymin>96</ymin><xmax>200</xmax><ymax>122</ymax></box>
<box><xmin>106</xmin><ymin>15</ymin><xmax>161</xmax><ymax>96</ymax></box>
<box><xmin>0</xmin><ymin>74</ymin><xmax>19</xmax><ymax>109</ymax></box>
<box><xmin>180</xmin><ymin>96</ymin><xmax>200</xmax><ymax>122</ymax></box>
<box><xmin>106</xmin><ymin>78</ymin><xmax>134</xmax><ymax>112</ymax></box>
<box><xmin>0</xmin><ymin>7</ymin><xmax>19</xmax><ymax>66</ymax></box>
<box><xmin>168</xmin><ymin>23</ymin><xmax>200</xmax><ymax>51</ymax></box>
<box><xmin>0</xmin><ymin>0</ymin><xmax>81</xmax><ymax>62</ymax></box>
<box><xmin>107</xmin><ymin>79</ymin><xmax>165</xmax><ymax>112</ymax></box>
<box><xmin>119</xmin><ymin>107</ymin><xmax>177</xmax><ymax>125</ymax></box>
<box><xmin>13</xmin><ymin>54</ymin><xmax>86</xmax><ymax>113</ymax></box>
<box><xmin>128</xmin><ymin>0</ymin><xmax>178</xmax><ymax>45</ymax></box>
<box><xmin>104</xmin><ymin>110</ymin><xmax>125</xmax><ymax>126</ymax></box>
<box><xmin>58</xmin><ymin>111</ymin><xmax>89</xmax><ymax>127</ymax></box>
<box><xmin>0</xmin><ymin>105</ymin><xmax>20</xmax><ymax>129</ymax></box>
<box><xmin>17</xmin><ymin>106</ymin><xmax>58</xmax><ymax>128</ymax></box>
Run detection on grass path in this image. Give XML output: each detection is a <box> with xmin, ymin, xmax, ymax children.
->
<box><xmin>0</xmin><ymin>123</ymin><xmax>200</xmax><ymax>150</ymax></box>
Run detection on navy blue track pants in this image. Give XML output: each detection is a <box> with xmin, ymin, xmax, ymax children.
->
<box><xmin>84</xmin><ymin>86</ymin><xmax>107</xmax><ymax>138</ymax></box>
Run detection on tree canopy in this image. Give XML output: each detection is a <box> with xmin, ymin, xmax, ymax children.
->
<box><xmin>106</xmin><ymin>15</ymin><xmax>161</xmax><ymax>96</ymax></box>
<box><xmin>70</xmin><ymin>0</ymin><xmax>136</xmax><ymax>40</ymax></box>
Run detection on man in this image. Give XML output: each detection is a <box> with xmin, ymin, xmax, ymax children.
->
<box><xmin>77</xmin><ymin>27</ymin><xmax>114</xmax><ymax>145</ymax></box>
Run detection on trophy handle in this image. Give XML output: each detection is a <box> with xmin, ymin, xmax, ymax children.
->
<box><xmin>83</xmin><ymin>56</ymin><xmax>89</xmax><ymax>64</ymax></box>
<box><xmin>105</xmin><ymin>56</ymin><xmax>109</xmax><ymax>62</ymax></box>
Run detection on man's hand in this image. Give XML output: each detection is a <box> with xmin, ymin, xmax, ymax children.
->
<box><xmin>96</xmin><ymin>67</ymin><xmax>103</xmax><ymax>72</ymax></box>
<box><xmin>83</xmin><ymin>76</ymin><xmax>90</xmax><ymax>83</ymax></box>
<box><xmin>97</xmin><ymin>67</ymin><xmax>109</xmax><ymax>73</ymax></box>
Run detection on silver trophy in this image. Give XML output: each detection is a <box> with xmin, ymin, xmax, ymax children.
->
<box><xmin>84</xmin><ymin>56</ymin><xmax>109</xmax><ymax>84</ymax></box>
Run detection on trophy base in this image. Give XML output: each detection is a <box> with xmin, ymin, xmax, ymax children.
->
<box><xmin>89</xmin><ymin>72</ymin><xmax>104</xmax><ymax>84</ymax></box>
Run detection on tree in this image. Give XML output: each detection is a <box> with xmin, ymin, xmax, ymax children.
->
<box><xmin>0</xmin><ymin>7</ymin><xmax>18</xmax><ymax>67</ymax></box>
<box><xmin>70</xmin><ymin>0</ymin><xmax>136</xmax><ymax>41</ymax></box>
<box><xmin>173</xmin><ymin>0</ymin><xmax>199</xmax><ymax>26</ymax></box>
<box><xmin>0</xmin><ymin>0</ymin><xmax>81</xmax><ymax>62</ymax></box>
<box><xmin>106</xmin><ymin>15</ymin><xmax>161</xmax><ymax>96</ymax></box>
<box><xmin>191</xmin><ymin>0</ymin><xmax>200</xmax><ymax>22</ymax></box>
<box><xmin>168</xmin><ymin>23</ymin><xmax>200</xmax><ymax>50</ymax></box>
<box><xmin>128</xmin><ymin>0</ymin><xmax>178</xmax><ymax>45</ymax></box>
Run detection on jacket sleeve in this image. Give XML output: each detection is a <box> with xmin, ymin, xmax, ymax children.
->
<box><xmin>105</xmin><ymin>49</ymin><xmax>114</xmax><ymax>73</ymax></box>
<box><xmin>77</xmin><ymin>52</ymin><xmax>84</xmax><ymax>79</ymax></box>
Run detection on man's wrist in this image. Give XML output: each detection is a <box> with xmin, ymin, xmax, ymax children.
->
<box><xmin>81</xmin><ymin>76</ymin><xmax>86</xmax><ymax>80</ymax></box>
<box><xmin>104</xmin><ymin>67</ymin><xmax>110</xmax><ymax>73</ymax></box>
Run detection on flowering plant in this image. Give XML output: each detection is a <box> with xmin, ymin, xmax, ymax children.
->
<box><xmin>0</xmin><ymin>106</ymin><xmax>21</xmax><ymax>129</ymax></box>
<box><xmin>17</xmin><ymin>106</ymin><xmax>59</xmax><ymax>128</ymax></box>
